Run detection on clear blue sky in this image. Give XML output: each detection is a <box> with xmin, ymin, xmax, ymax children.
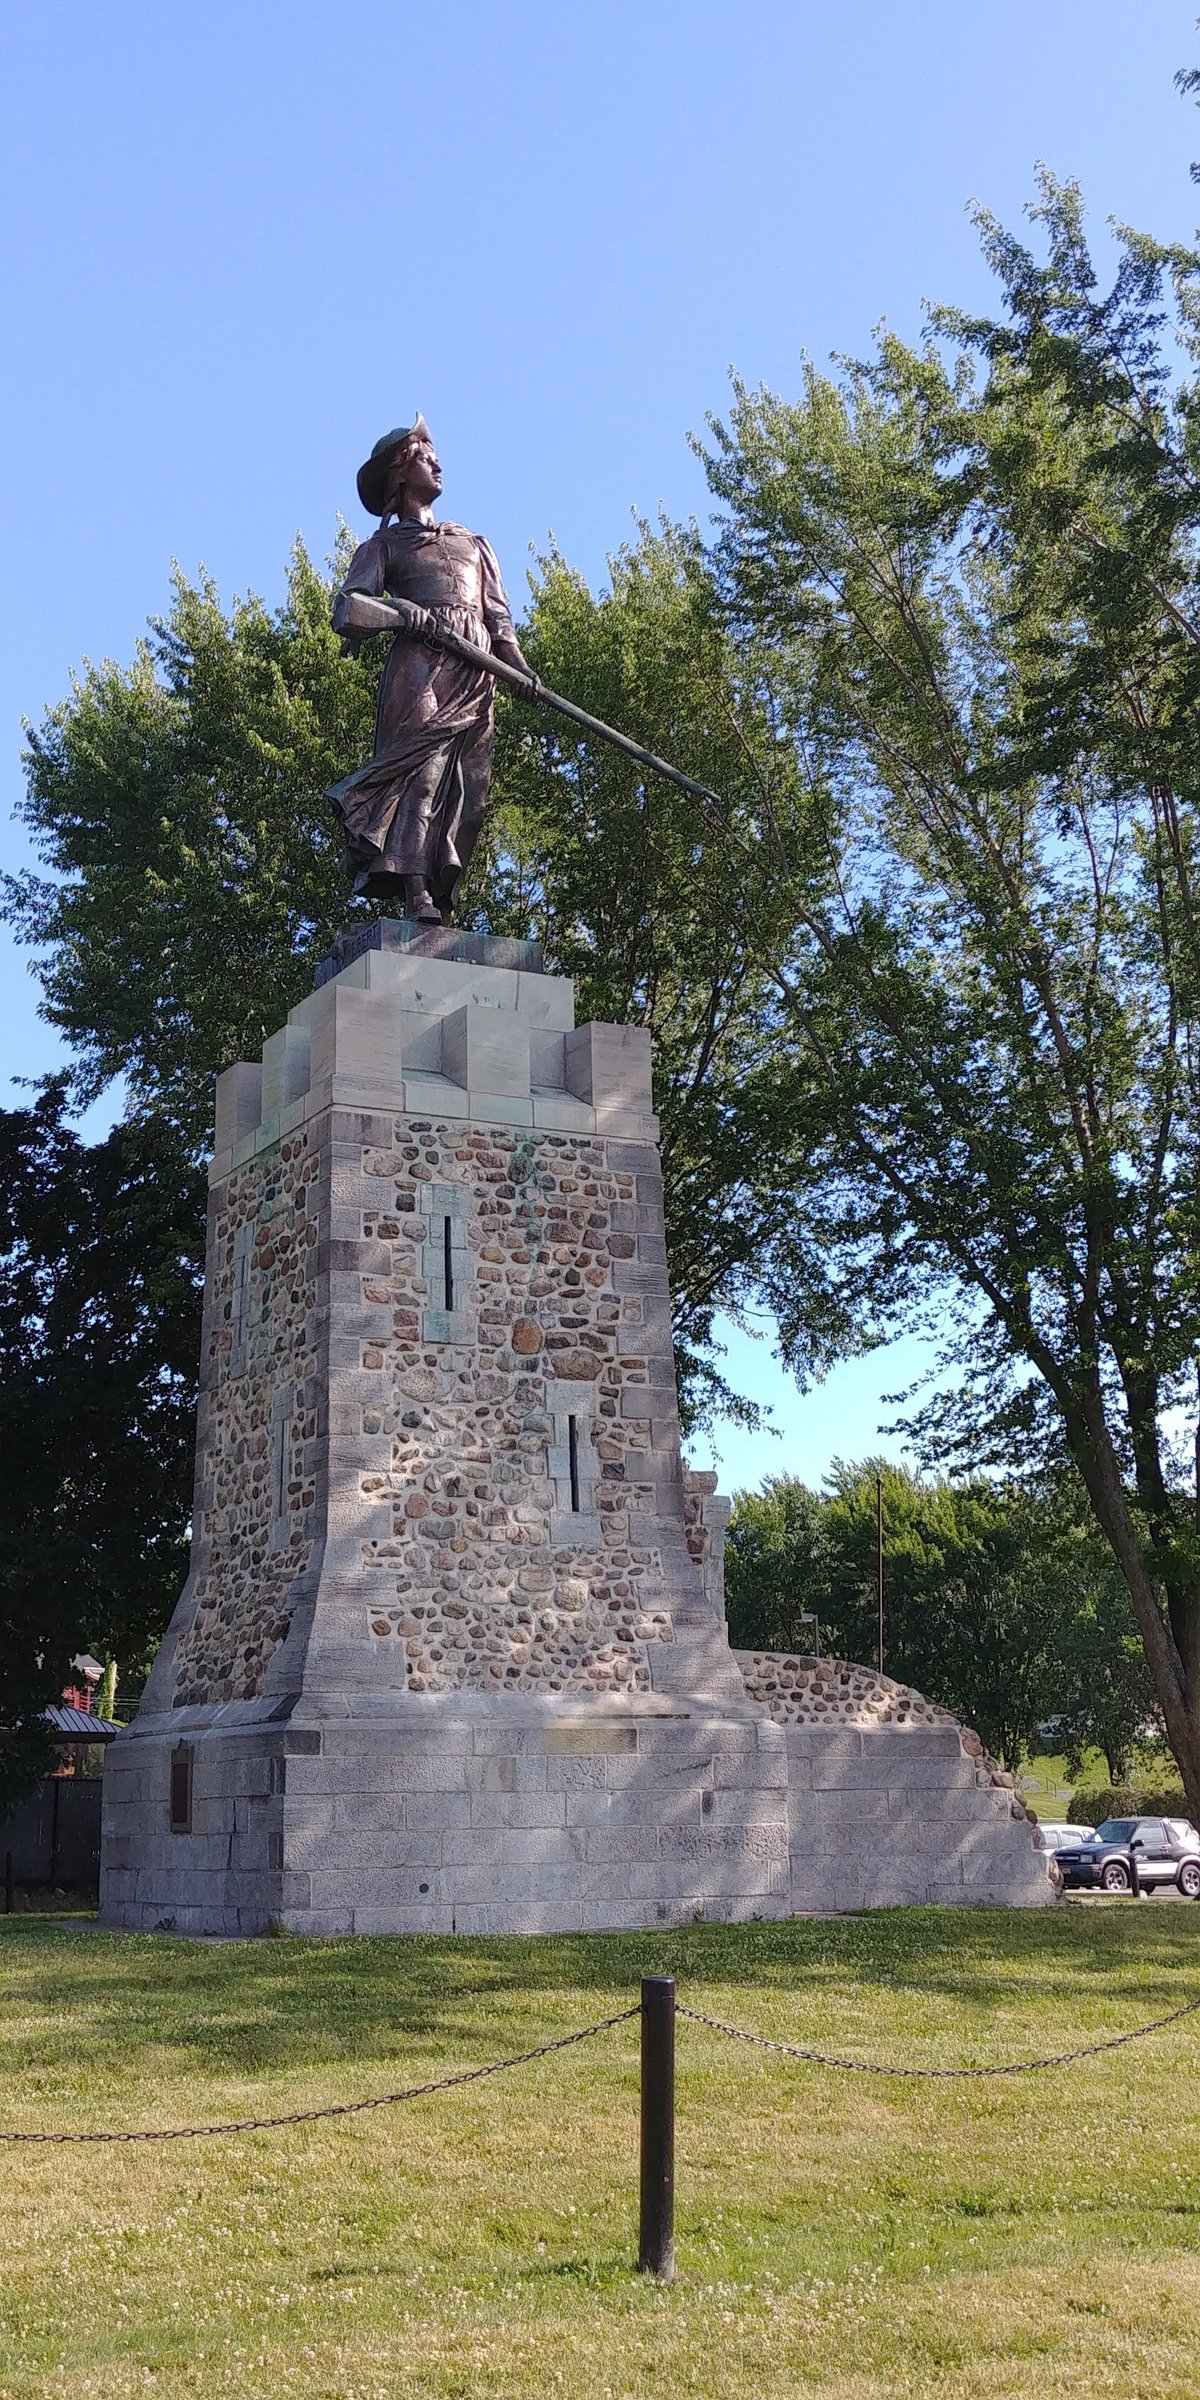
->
<box><xmin>1</xmin><ymin>0</ymin><xmax>1195</xmax><ymax>1492</ymax></box>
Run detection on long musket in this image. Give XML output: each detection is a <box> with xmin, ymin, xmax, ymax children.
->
<box><xmin>334</xmin><ymin>588</ymin><xmax>723</xmax><ymax>812</ymax></box>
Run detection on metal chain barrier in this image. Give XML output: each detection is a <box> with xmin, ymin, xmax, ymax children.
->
<box><xmin>0</xmin><ymin>2005</ymin><xmax>640</xmax><ymax>2145</ymax></box>
<box><xmin>677</xmin><ymin>1991</ymin><xmax>1200</xmax><ymax>2078</ymax></box>
<box><xmin>5</xmin><ymin>1979</ymin><xmax>1198</xmax><ymax>2148</ymax></box>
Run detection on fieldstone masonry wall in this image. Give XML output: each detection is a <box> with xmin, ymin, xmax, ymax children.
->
<box><xmin>172</xmin><ymin>1124</ymin><xmax>321</xmax><ymax>1708</ymax></box>
<box><xmin>101</xmin><ymin>922</ymin><xmax>1053</xmax><ymax>1931</ymax></box>
<box><xmin>738</xmin><ymin>1652</ymin><xmax>969</xmax><ymax>1730</ymax></box>
<box><xmin>737</xmin><ymin>1653</ymin><xmax>1050</xmax><ymax>1909</ymax></box>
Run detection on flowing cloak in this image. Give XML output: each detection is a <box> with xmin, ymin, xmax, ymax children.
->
<box><xmin>326</xmin><ymin>518</ymin><xmax>519</xmax><ymax>908</ymax></box>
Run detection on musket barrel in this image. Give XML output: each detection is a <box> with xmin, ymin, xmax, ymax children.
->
<box><xmin>337</xmin><ymin>588</ymin><xmax>722</xmax><ymax>812</ymax></box>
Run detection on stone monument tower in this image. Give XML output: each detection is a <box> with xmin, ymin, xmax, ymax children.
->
<box><xmin>100</xmin><ymin>419</ymin><xmax>1053</xmax><ymax>1930</ymax></box>
<box><xmin>101</xmin><ymin>921</ymin><xmax>794</xmax><ymax>1933</ymax></box>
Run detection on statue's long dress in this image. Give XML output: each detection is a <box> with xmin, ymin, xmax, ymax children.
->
<box><xmin>327</xmin><ymin>519</ymin><xmax>518</xmax><ymax>909</ymax></box>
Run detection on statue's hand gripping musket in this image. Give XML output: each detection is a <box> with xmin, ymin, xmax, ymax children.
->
<box><xmin>333</xmin><ymin>585</ymin><xmax>722</xmax><ymax>814</ymax></box>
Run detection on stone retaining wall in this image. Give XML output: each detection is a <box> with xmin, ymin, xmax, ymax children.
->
<box><xmin>736</xmin><ymin>1653</ymin><xmax>1053</xmax><ymax>1909</ymax></box>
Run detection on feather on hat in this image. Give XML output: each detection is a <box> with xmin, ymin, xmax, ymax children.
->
<box><xmin>355</xmin><ymin>415</ymin><xmax>432</xmax><ymax>517</ymax></box>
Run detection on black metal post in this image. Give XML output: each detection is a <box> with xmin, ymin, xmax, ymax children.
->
<box><xmin>3</xmin><ymin>1851</ymin><xmax>12</xmax><ymax>1915</ymax></box>
<box><xmin>639</xmin><ymin>1974</ymin><xmax>676</xmax><ymax>2280</ymax></box>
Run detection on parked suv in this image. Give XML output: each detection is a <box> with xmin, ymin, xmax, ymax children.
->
<box><xmin>1054</xmin><ymin>1816</ymin><xmax>1200</xmax><ymax>1895</ymax></box>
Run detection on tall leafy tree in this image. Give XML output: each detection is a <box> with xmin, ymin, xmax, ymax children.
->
<box><xmin>701</xmin><ymin>174</ymin><xmax>1200</xmax><ymax>1812</ymax></box>
<box><xmin>5</xmin><ymin>523</ymin><xmax>812</xmax><ymax>1426</ymax></box>
<box><xmin>726</xmin><ymin>1464</ymin><xmax>1157</xmax><ymax>1772</ymax></box>
<box><xmin>0</xmin><ymin>1089</ymin><xmax>202</xmax><ymax>1808</ymax></box>
<box><xmin>485</xmin><ymin>527</ymin><xmax>815</xmax><ymax>1419</ymax></box>
<box><xmin>5</xmin><ymin>540</ymin><xmax>382</xmax><ymax>1150</ymax></box>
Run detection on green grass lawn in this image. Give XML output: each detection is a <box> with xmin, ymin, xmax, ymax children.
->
<box><xmin>1016</xmin><ymin>1754</ymin><xmax>1079</xmax><ymax>1817</ymax></box>
<box><xmin>1019</xmin><ymin>1747</ymin><xmax>1186</xmax><ymax>1821</ymax></box>
<box><xmin>1016</xmin><ymin>1751</ymin><xmax>1113</xmax><ymax>1818</ymax></box>
<box><xmin>3</xmin><ymin>1909</ymin><xmax>1200</xmax><ymax>2397</ymax></box>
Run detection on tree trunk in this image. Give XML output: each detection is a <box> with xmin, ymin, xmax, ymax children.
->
<box><xmin>1068</xmin><ymin>1411</ymin><xmax>1200</xmax><ymax>1822</ymax></box>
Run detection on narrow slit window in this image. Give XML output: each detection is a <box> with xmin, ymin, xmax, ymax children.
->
<box><xmin>568</xmin><ymin>1414</ymin><xmax>581</xmax><ymax>1512</ymax></box>
<box><xmin>272</xmin><ymin>1412</ymin><xmax>287</xmax><ymax>1527</ymax></box>
<box><xmin>443</xmin><ymin>1216</ymin><xmax>455</xmax><ymax>1312</ymax></box>
<box><xmin>169</xmin><ymin>1743</ymin><xmax>193</xmax><ymax>1833</ymax></box>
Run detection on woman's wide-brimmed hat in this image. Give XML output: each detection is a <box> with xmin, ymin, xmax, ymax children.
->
<box><xmin>355</xmin><ymin>415</ymin><xmax>432</xmax><ymax>516</ymax></box>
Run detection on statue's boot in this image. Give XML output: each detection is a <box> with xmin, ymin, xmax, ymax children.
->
<box><xmin>405</xmin><ymin>878</ymin><xmax>443</xmax><ymax>924</ymax></box>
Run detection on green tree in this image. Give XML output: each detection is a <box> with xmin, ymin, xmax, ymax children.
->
<box><xmin>724</xmin><ymin>1474</ymin><xmax>828</xmax><ymax>1655</ymax></box>
<box><xmin>0</xmin><ymin>1088</ymin><xmax>202</xmax><ymax>1808</ymax></box>
<box><xmin>725</xmin><ymin>1464</ymin><xmax>1156</xmax><ymax>1770</ymax></box>
<box><xmin>1049</xmin><ymin>1527</ymin><xmax>1161</xmax><ymax>1783</ymax></box>
<box><xmin>701</xmin><ymin>173</ymin><xmax>1200</xmax><ymax>1812</ymax></box>
<box><xmin>5</xmin><ymin>522</ymin><xmax>811</xmax><ymax>1427</ymax></box>
<box><xmin>95</xmin><ymin>1657</ymin><xmax>119</xmax><ymax>1722</ymax></box>
<box><xmin>5</xmin><ymin>540</ymin><xmax>382</xmax><ymax>1151</ymax></box>
<box><xmin>485</xmin><ymin>528</ymin><xmax>815</xmax><ymax>1420</ymax></box>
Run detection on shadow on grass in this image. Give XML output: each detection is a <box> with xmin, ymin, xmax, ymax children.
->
<box><xmin>2</xmin><ymin>1906</ymin><xmax>1199</xmax><ymax>2091</ymax></box>
<box><xmin>307</xmin><ymin>2249</ymin><xmax>636</xmax><ymax>2292</ymax></box>
<box><xmin>525</xmin><ymin>2254</ymin><xmax>633</xmax><ymax>2289</ymax></box>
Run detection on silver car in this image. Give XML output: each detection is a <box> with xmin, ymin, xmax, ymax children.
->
<box><xmin>1037</xmin><ymin>1820</ymin><xmax>1093</xmax><ymax>1850</ymax></box>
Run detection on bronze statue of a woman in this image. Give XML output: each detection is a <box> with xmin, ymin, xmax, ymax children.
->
<box><xmin>329</xmin><ymin>419</ymin><xmax>721</xmax><ymax>927</ymax></box>
<box><xmin>327</xmin><ymin>418</ymin><xmax>535</xmax><ymax>923</ymax></box>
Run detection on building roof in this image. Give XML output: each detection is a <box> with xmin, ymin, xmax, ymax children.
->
<box><xmin>44</xmin><ymin>1705</ymin><xmax>119</xmax><ymax>1740</ymax></box>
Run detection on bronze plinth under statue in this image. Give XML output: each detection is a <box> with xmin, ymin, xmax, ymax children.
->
<box><xmin>328</xmin><ymin>418</ymin><xmax>725</xmax><ymax>926</ymax></box>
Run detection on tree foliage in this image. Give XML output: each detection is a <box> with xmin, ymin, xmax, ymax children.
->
<box><xmin>702</xmin><ymin>177</ymin><xmax>1200</xmax><ymax>1810</ymax></box>
<box><xmin>725</xmin><ymin>1464</ymin><xmax>1157</xmax><ymax>1773</ymax></box>
<box><xmin>5</xmin><ymin>540</ymin><xmax>382</xmax><ymax>1150</ymax></box>
<box><xmin>483</xmin><ymin>528</ymin><xmax>815</xmax><ymax>1420</ymax></box>
<box><xmin>0</xmin><ymin>1089</ymin><xmax>203</xmax><ymax>1808</ymax></box>
<box><xmin>6</xmin><ymin>524</ymin><xmax>810</xmax><ymax>1428</ymax></box>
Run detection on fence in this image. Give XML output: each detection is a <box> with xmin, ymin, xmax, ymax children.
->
<box><xmin>1</xmin><ymin>1972</ymin><xmax>1196</xmax><ymax>2280</ymax></box>
<box><xmin>1</xmin><ymin>1778</ymin><xmax>103</xmax><ymax>1898</ymax></box>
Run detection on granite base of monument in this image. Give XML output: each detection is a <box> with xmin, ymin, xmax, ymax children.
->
<box><xmin>100</xmin><ymin>924</ymin><xmax>1053</xmax><ymax>1932</ymax></box>
<box><xmin>101</xmin><ymin>1703</ymin><xmax>792</xmax><ymax>1937</ymax></box>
